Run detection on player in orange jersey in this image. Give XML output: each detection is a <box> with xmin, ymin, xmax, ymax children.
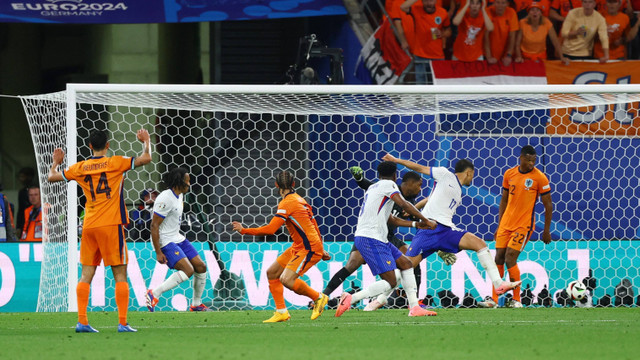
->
<box><xmin>232</xmin><ymin>170</ymin><xmax>329</xmax><ymax>322</ymax></box>
<box><xmin>48</xmin><ymin>129</ymin><xmax>152</xmax><ymax>332</ymax></box>
<box><xmin>479</xmin><ymin>145</ymin><xmax>553</xmax><ymax>308</ymax></box>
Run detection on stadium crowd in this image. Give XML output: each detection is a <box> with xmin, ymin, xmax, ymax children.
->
<box><xmin>384</xmin><ymin>0</ymin><xmax>640</xmax><ymax>83</ymax></box>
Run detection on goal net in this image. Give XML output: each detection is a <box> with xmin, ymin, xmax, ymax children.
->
<box><xmin>20</xmin><ymin>84</ymin><xmax>640</xmax><ymax>312</ymax></box>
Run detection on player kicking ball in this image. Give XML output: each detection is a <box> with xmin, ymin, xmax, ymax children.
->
<box><xmin>380</xmin><ymin>154</ymin><xmax>521</xmax><ymax>301</ymax></box>
<box><xmin>335</xmin><ymin>161</ymin><xmax>439</xmax><ymax>318</ymax></box>
<box><xmin>146</xmin><ymin>167</ymin><xmax>210</xmax><ymax>312</ymax></box>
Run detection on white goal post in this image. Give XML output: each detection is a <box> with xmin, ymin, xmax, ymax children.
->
<box><xmin>20</xmin><ymin>84</ymin><xmax>640</xmax><ymax>312</ymax></box>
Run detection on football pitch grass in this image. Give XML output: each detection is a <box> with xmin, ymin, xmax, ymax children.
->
<box><xmin>2</xmin><ymin>308</ymin><xmax>639</xmax><ymax>360</ymax></box>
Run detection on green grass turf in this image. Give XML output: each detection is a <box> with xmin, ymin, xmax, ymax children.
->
<box><xmin>1</xmin><ymin>308</ymin><xmax>639</xmax><ymax>360</ymax></box>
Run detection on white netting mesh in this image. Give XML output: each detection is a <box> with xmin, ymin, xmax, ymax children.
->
<box><xmin>21</xmin><ymin>85</ymin><xmax>640</xmax><ymax>312</ymax></box>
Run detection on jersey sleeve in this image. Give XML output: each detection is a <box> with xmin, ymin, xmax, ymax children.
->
<box><xmin>502</xmin><ymin>170</ymin><xmax>510</xmax><ymax>190</ymax></box>
<box><xmin>388</xmin><ymin>181</ymin><xmax>400</xmax><ymax>198</ymax></box>
<box><xmin>153</xmin><ymin>194</ymin><xmax>172</xmax><ymax>219</ymax></box>
<box><xmin>62</xmin><ymin>162</ymin><xmax>82</xmax><ymax>182</ymax></box>
<box><xmin>538</xmin><ymin>173</ymin><xmax>551</xmax><ymax>195</ymax></box>
<box><xmin>431</xmin><ymin>167</ymin><xmax>449</xmax><ymax>182</ymax></box>
<box><xmin>113</xmin><ymin>155</ymin><xmax>135</xmax><ymax>172</ymax></box>
<box><xmin>274</xmin><ymin>199</ymin><xmax>292</xmax><ymax>222</ymax></box>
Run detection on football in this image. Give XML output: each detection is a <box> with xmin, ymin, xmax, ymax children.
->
<box><xmin>566</xmin><ymin>280</ymin><xmax>587</xmax><ymax>301</ymax></box>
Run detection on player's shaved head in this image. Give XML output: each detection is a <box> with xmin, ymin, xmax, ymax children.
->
<box><xmin>377</xmin><ymin>161</ymin><xmax>397</xmax><ymax>178</ymax></box>
<box><xmin>165</xmin><ymin>167</ymin><xmax>189</xmax><ymax>189</ymax></box>
<box><xmin>275</xmin><ymin>170</ymin><xmax>295</xmax><ymax>191</ymax></box>
<box><xmin>402</xmin><ymin>171</ymin><xmax>422</xmax><ymax>183</ymax></box>
<box><xmin>521</xmin><ymin>145</ymin><xmax>537</xmax><ymax>156</ymax></box>
<box><xmin>89</xmin><ymin>130</ymin><xmax>108</xmax><ymax>151</ymax></box>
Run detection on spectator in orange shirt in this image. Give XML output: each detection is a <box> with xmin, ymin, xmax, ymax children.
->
<box><xmin>596</xmin><ymin>0</ymin><xmax>633</xmax><ymax>15</ymax></box>
<box><xmin>594</xmin><ymin>0</ymin><xmax>640</xmax><ymax>59</ymax></box>
<box><xmin>485</xmin><ymin>0</ymin><xmax>520</xmax><ymax>65</ymax></box>
<box><xmin>514</xmin><ymin>2</ymin><xmax>569</xmax><ymax>62</ymax></box>
<box><xmin>21</xmin><ymin>185</ymin><xmax>42</xmax><ymax>242</ymax></box>
<box><xmin>452</xmin><ymin>0</ymin><xmax>495</xmax><ymax>61</ymax></box>
<box><xmin>513</xmin><ymin>0</ymin><xmax>552</xmax><ymax>19</ymax></box>
<box><xmin>388</xmin><ymin>0</ymin><xmax>416</xmax><ymax>52</ymax></box>
<box><xmin>401</xmin><ymin>0</ymin><xmax>452</xmax><ymax>84</ymax></box>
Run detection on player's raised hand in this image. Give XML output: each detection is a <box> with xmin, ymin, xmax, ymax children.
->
<box><xmin>416</xmin><ymin>219</ymin><xmax>437</xmax><ymax>230</ymax></box>
<box><xmin>437</xmin><ymin>250</ymin><xmax>457</xmax><ymax>266</ymax></box>
<box><xmin>381</xmin><ymin>153</ymin><xmax>398</xmax><ymax>162</ymax></box>
<box><xmin>231</xmin><ymin>221</ymin><xmax>244</xmax><ymax>232</ymax></box>
<box><xmin>52</xmin><ymin>148</ymin><xmax>65</xmax><ymax>165</ymax></box>
<box><xmin>349</xmin><ymin>166</ymin><xmax>364</xmax><ymax>181</ymax></box>
<box><xmin>137</xmin><ymin>129</ymin><xmax>150</xmax><ymax>142</ymax></box>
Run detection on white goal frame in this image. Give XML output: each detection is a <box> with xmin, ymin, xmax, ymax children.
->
<box><xmin>31</xmin><ymin>83</ymin><xmax>640</xmax><ymax>311</ymax></box>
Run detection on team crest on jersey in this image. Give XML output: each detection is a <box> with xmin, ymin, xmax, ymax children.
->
<box><xmin>524</xmin><ymin>178</ymin><xmax>534</xmax><ymax>189</ymax></box>
<box><xmin>386</xmin><ymin>261</ymin><xmax>391</xmax><ymax>265</ymax></box>
<box><xmin>435</xmin><ymin>16</ymin><xmax>442</xmax><ymax>25</ymax></box>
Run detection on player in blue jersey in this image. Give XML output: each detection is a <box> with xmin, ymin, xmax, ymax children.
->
<box><xmin>381</xmin><ymin>153</ymin><xmax>522</xmax><ymax>298</ymax></box>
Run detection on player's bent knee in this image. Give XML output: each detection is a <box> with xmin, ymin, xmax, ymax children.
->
<box><xmin>461</xmin><ymin>233</ymin><xmax>486</xmax><ymax>252</ymax></box>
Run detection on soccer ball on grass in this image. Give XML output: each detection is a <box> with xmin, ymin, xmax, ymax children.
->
<box><xmin>566</xmin><ymin>280</ymin><xmax>587</xmax><ymax>301</ymax></box>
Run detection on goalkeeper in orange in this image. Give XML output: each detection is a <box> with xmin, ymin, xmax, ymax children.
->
<box><xmin>232</xmin><ymin>170</ymin><xmax>329</xmax><ymax>322</ymax></box>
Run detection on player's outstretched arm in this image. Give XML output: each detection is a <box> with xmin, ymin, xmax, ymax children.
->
<box><xmin>390</xmin><ymin>194</ymin><xmax>436</xmax><ymax>229</ymax></box>
<box><xmin>134</xmin><ymin>129</ymin><xmax>152</xmax><ymax>167</ymax></box>
<box><xmin>47</xmin><ymin>148</ymin><xmax>65</xmax><ymax>183</ymax></box>
<box><xmin>388</xmin><ymin>215</ymin><xmax>435</xmax><ymax>230</ymax></box>
<box><xmin>349</xmin><ymin>165</ymin><xmax>373</xmax><ymax>190</ymax></box>
<box><xmin>382</xmin><ymin>153</ymin><xmax>431</xmax><ymax>176</ymax></box>
<box><xmin>232</xmin><ymin>216</ymin><xmax>285</xmax><ymax>236</ymax></box>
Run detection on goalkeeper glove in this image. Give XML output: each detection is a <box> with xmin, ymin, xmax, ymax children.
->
<box><xmin>437</xmin><ymin>250</ymin><xmax>457</xmax><ymax>266</ymax></box>
<box><xmin>349</xmin><ymin>166</ymin><xmax>364</xmax><ymax>182</ymax></box>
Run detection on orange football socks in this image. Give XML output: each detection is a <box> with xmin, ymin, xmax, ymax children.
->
<box><xmin>115</xmin><ymin>282</ymin><xmax>129</xmax><ymax>326</ymax></box>
<box><xmin>292</xmin><ymin>278</ymin><xmax>319</xmax><ymax>301</ymax></box>
<box><xmin>268</xmin><ymin>279</ymin><xmax>286</xmax><ymax>310</ymax></box>
<box><xmin>507</xmin><ymin>265</ymin><xmax>521</xmax><ymax>302</ymax></box>
<box><xmin>77</xmin><ymin>282</ymin><xmax>91</xmax><ymax>325</ymax></box>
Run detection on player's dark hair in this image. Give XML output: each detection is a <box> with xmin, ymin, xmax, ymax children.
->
<box><xmin>27</xmin><ymin>183</ymin><xmax>40</xmax><ymax>190</ymax></box>
<box><xmin>377</xmin><ymin>161</ymin><xmax>397</xmax><ymax>178</ymax></box>
<box><xmin>402</xmin><ymin>171</ymin><xmax>422</xmax><ymax>183</ymax></box>
<box><xmin>275</xmin><ymin>170</ymin><xmax>295</xmax><ymax>191</ymax></box>
<box><xmin>521</xmin><ymin>145</ymin><xmax>537</xmax><ymax>156</ymax></box>
<box><xmin>454</xmin><ymin>159</ymin><xmax>474</xmax><ymax>173</ymax></box>
<box><xmin>164</xmin><ymin>167</ymin><xmax>189</xmax><ymax>189</ymax></box>
<box><xmin>89</xmin><ymin>130</ymin><xmax>108</xmax><ymax>151</ymax></box>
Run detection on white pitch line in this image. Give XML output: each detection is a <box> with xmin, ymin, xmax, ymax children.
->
<box><xmin>1</xmin><ymin>318</ymin><xmax>629</xmax><ymax>331</ymax></box>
